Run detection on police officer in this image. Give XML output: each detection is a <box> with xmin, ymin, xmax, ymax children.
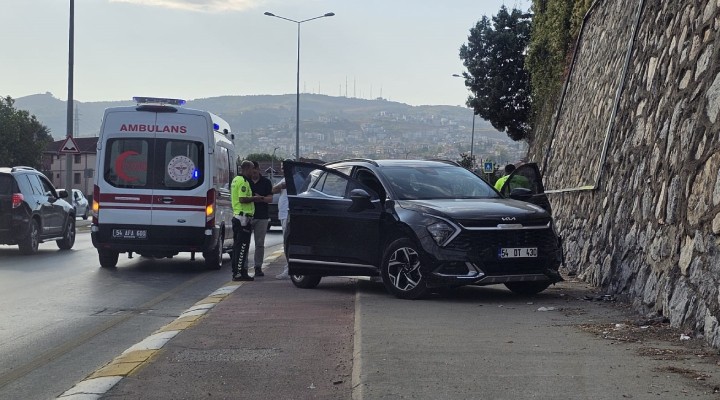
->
<box><xmin>231</xmin><ymin>160</ymin><xmax>261</xmax><ymax>281</ymax></box>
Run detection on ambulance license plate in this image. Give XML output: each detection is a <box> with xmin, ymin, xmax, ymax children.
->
<box><xmin>112</xmin><ymin>229</ymin><xmax>147</xmax><ymax>240</ymax></box>
<box><xmin>498</xmin><ymin>247</ymin><xmax>537</xmax><ymax>258</ymax></box>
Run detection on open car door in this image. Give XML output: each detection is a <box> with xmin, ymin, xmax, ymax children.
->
<box><xmin>282</xmin><ymin>160</ymin><xmax>383</xmax><ymax>277</ymax></box>
<box><xmin>498</xmin><ymin>162</ymin><xmax>552</xmax><ymax>215</ymax></box>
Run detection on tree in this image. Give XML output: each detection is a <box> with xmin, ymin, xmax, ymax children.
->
<box><xmin>245</xmin><ymin>153</ymin><xmax>282</xmax><ymax>162</ymax></box>
<box><xmin>0</xmin><ymin>96</ymin><xmax>53</xmax><ymax>168</ymax></box>
<box><xmin>459</xmin><ymin>6</ymin><xmax>532</xmax><ymax>141</ymax></box>
<box><xmin>457</xmin><ymin>153</ymin><xmax>476</xmax><ymax>170</ymax></box>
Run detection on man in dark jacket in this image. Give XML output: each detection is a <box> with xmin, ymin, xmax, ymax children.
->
<box><xmin>248</xmin><ymin>161</ymin><xmax>273</xmax><ymax>277</ymax></box>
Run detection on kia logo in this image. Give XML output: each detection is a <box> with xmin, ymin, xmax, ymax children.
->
<box><xmin>501</xmin><ymin>217</ymin><xmax>516</xmax><ymax>221</ymax></box>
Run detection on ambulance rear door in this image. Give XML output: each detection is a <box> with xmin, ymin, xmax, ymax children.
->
<box><xmin>150</xmin><ymin>111</ymin><xmax>210</xmax><ymax>229</ymax></box>
<box><xmin>99</xmin><ymin>110</ymin><xmax>157</xmax><ymax>233</ymax></box>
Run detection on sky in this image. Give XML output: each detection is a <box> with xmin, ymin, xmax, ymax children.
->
<box><xmin>1</xmin><ymin>0</ymin><xmax>530</xmax><ymax>107</ymax></box>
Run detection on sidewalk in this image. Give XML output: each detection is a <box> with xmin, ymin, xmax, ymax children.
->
<box><xmin>57</xmin><ymin>252</ymin><xmax>720</xmax><ymax>399</ymax></box>
<box><xmin>59</xmin><ymin>250</ymin><xmax>355</xmax><ymax>400</ymax></box>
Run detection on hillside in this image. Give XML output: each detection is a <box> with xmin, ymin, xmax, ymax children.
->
<box><xmin>13</xmin><ymin>92</ymin><xmax>526</xmax><ymax>163</ymax></box>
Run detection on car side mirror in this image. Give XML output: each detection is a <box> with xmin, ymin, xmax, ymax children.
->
<box><xmin>348</xmin><ymin>188</ymin><xmax>374</xmax><ymax>212</ymax></box>
<box><xmin>508</xmin><ymin>187</ymin><xmax>533</xmax><ymax>202</ymax></box>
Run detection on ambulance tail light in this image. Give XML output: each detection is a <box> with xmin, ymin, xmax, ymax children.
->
<box><xmin>92</xmin><ymin>184</ymin><xmax>100</xmax><ymax>225</ymax></box>
<box><xmin>206</xmin><ymin>188</ymin><xmax>216</xmax><ymax>228</ymax></box>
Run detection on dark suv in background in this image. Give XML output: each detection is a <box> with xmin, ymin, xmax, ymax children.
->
<box><xmin>0</xmin><ymin>167</ymin><xmax>76</xmax><ymax>254</ymax></box>
<box><xmin>282</xmin><ymin>159</ymin><xmax>563</xmax><ymax>299</ymax></box>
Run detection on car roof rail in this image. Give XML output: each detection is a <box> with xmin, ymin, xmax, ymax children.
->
<box><xmin>324</xmin><ymin>158</ymin><xmax>379</xmax><ymax>167</ymax></box>
<box><xmin>425</xmin><ymin>159</ymin><xmax>461</xmax><ymax>167</ymax></box>
<box><xmin>11</xmin><ymin>166</ymin><xmax>38</xmax><ymax>172</ymax></box>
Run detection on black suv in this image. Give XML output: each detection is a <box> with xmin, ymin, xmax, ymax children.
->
<box><xmin>282</xmin><ymin>159</ymin><xmax>563</xmax><ymax>299</ymax></box>
<box><xmin>0</xmin><ymin>167</ymin><xmax>76</xmax><ymax>254</ymax></box>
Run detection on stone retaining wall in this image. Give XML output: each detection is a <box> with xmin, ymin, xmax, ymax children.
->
<box><xmin>528</xmin><ymin>0</ymin><xmax>720</xmax><ymax>347</ymax></box>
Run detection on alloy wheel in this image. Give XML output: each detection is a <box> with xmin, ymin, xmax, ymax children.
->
<box><xmin>387</xmin><ymin>246</ymin><xmax>422</xmax><ymax>292</ymax></box>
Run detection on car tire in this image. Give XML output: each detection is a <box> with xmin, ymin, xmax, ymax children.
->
<box><xmin>18</xmin><ymin>219</ymin><xmax>40</xmax><ymax>255</ymax></box>
<box><xmin>290</xmin><ymin>274</ymin><xmax>322</xmax><ymax>289</ymax></box>
<box><xmin>82</xmin><ymin>210</ymin><xmax>89</xmax><ymax>220</ymax></box>
<box><xmin>504</xmin><ymin>281</ymin><xmax>551</xmax><ymax>296</ymax></box>
<box><xmin>99</xmin><ymin>250</ymin><xmax>119</xmax><ymax>268</ymax></box>
<box><xmin>203</xmin><ymin>234</ymin><xmax>223</xmax><ymax>270</ymax></box>
<box><xmin>381</xmin><ymin>238</ymin><xmax>429</xmax><ymax>300</ymax></box>
<box><xmin>56</xmin><ymin>218</ymin><xmax>76</xmax><ymax>250</ymax></box>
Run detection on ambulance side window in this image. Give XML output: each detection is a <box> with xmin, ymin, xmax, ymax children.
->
<box><xmin>215</xmin><ymin>145</ymin><xmax>231</xmax><ymax>191</ymax></box>
<box><xmin>105</xmin><ymin>139</ymin><xmax>150</xmax><ymax>188</ymax></box>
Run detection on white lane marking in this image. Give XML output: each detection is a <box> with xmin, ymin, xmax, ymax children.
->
<box><xmin>351</xmin><ymin>287</ymin><xmax>364</xmax><ymax>400</ymax></box>
<box><xmin>57</xmin><ymin>376</ymin><xmax>123</xmax><ymax>399</ymax></box>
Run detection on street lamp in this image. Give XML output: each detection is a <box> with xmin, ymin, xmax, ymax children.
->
<box><xmin>271</xmin><ymin>146</ymin><xmax>279</xmax><ymax>179</ymax></box>
<box><xmin>264</xmin><ymin>11</ymin><xmax>335</xmax><ymax>160</ymax></box>
<box><xmin>66</xmin><ymin>0</ymin><xmax>75</xmax><ymax>191</ymax></box>
<box><xmin>452</xmin><ymin>74</ymin><xmax>477</xmax><ymax>168</ymax></box>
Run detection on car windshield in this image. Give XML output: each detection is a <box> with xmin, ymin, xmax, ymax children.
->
<box><xmin>381</xmin><ymin>165</ymin><xmax>499</xmax><ymax>200</ymax></box>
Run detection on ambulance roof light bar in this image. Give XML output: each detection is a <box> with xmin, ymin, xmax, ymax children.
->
<box><xmin>133</xmin><ymin>97</ymin><xmax>186</xmax><ymax>106</ymax></box>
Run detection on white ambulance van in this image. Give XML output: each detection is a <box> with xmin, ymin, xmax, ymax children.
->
<box><xmin>91</xmin><ymin>97</ymin><xmax>237</xmax><ymax>269</ymax></box>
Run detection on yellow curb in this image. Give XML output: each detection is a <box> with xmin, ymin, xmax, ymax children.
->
<box><xmin>196</xmin><ymin>296</ymin><xmax>223</xmax><ymax>305</ymax></box>
<box><xmin>88</xmin><ymin>359</ymin><xmax>144</xmax><ymax>378</ymax></box>
<box><xmin>157</xmin><ymin>319</ymin><xmax>195</xmax><ymax>332</ymax></box>
<box><xmin>114</xmin><ymin>350</ymin><xmax>156</xmax><ymax>364</ymax></box>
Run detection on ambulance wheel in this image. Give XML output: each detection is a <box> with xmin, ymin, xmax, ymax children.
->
<box><xmin>99</xmin><ymin>250</ymin><xmax>119</xmax><ymax>268</ymax></box>
<box><xmin>203</xmin><ymin>236</ymin><xmax>223</xmax><ymax>270</ymax></box>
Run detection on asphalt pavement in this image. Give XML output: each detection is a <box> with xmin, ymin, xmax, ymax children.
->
<box><xmin>54</xmin><ymin>247</ymin><xmax>720</xmax><ymax>400</ymax></box>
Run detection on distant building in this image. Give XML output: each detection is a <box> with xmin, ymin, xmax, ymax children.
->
<box><xmin>42</xmin><ymin>137</ymin><xmax>98</xmax><ymax>195</ymax></box>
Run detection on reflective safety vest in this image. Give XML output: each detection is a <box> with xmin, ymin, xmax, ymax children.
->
<box><xmin>231</xmin><ymin>175</ymin><xmax>255</xmax><ymax>215</ymax></box>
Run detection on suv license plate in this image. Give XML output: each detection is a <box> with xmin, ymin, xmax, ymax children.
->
<box><xmin>112</xmin><ymin>229</ymin><xmax>147</xmax><ymax>240</ymax></box>
<box><xmin>499</xmin><ymin>247</ymin><xmax>537</xmax><ymax>258</ymax></box>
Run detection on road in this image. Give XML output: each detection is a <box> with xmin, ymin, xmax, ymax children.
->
<box><xmin>0</xmin><ymin>221</ymin><xmax>284</xmax><ymax>400</ymax></box>
<box><xmin>2</xmin><ymin>222</ymin><xmax>720</xmax><ymax>399</ymax></box>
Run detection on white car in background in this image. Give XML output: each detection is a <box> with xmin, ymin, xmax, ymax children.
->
<box><xmin>57</xmin><ymin>189</ymin><xmax>89</xmax><ymax>220</ymax></box>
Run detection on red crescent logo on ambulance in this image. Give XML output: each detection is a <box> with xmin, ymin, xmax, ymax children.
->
<box><xmin>115</xmin><ymin>150</ymin><xmax>139</xmax><ymax>182</ymax></box>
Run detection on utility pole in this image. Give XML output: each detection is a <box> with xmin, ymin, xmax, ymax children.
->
<box><xmin>65</xmin><ymin>0</ymin><xmax>74</xmax><ymax>191</ymax></box>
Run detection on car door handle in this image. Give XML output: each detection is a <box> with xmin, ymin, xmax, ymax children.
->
<box><xmin>159</xmin><ymin>197</ymin><xmax>175</xmax><ymax>204</ymax></box>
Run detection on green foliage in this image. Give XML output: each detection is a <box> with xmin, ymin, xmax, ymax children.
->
<box><xmin>459</xmin><ymin>6</ymin><xmax>532</xmax><ymax>142</ymax></box>
<box><xmin>457</xmin><ymin>153</ymin><xmax>476</xmax><ymax>170</ymax></box>
<box><xmin>0</xmin><ymin>96</ymin><xmax>52</xmax><ymax>168</ymax></box>
<box><xmin>526</xmin><ymin>0</ymin><xmax>593</xmax><ymax>126</ymax></box>
<box><xmin>244</xmin><ymin>153</ymin><xmax>282</xmax><ymax>162</ymax></box>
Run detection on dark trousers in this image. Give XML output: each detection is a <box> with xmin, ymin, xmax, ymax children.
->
<box><xmin>231</xmin><ymin>217</ymin><xmax>253</xmax><ymax>276</ymax></box>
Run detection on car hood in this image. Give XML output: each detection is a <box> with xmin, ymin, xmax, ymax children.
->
<box><xmin>397</xmin><ymin>198</ymin><xmax>551</xmax><ymax>227</ymax></box>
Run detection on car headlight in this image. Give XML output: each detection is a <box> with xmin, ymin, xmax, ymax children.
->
<box><xmin>427</xmin><ymin>221</ymin><xmax>459</xmax><ymax>247</ymax></box>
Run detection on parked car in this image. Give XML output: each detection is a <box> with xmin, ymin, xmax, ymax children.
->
<box><xmin>281</xmin><ymin>159</ymin><xmax>563</xmax><ymax>299</ymax></box>
<box><xmin>57</xmin><ymin>188</ymin><xmax>89</xmax><ymax>220</ymax></box>
<box><xmin>0</xmin><ymin>166</ymin><xmax>76</xmax><ymax>254</ymax></box>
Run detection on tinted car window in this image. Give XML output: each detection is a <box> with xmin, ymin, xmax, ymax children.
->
<box><xmin>382</xmin><ymin>165</ymin><xmax>498</xmax><ymax>200</ymax></box>
<box><xmin>0</xmin><ymin>175</ymin><xmax>12</xmax><ymax>195</ymax></box>
<box><xmin>25</xmin><ymin>174</ymin><xmax>45</xmax><ymax>196</ymax></box>
<box><xmin>315</xmin><ymin>172</ymin><xmax>347</xmax><ymax>197</ymax></box>
<box><xmin>38</xmin><ymin>176</ymin><xmax>57</xmax><ymax>197</ymax></box>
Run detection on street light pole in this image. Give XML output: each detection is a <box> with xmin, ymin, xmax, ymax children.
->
<box><xmin>65</xmin><ymin>0</ymin><xmax>74</xmax><ymax>191</ymax></box>
<box><xmin>453</xmin><ymin>73</ymin><xmax>476</xmax><ymax>169</ymax></box>
<box><xmin>264</xmin><ymin>11</ymin><xmax>335</xmax><ymax>160</ymax></box>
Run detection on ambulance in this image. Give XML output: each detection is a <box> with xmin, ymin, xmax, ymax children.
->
<box><xmin>91</xmin><ymin>97</ymin><xmax>237</xmax><ymax>269</ymax></box>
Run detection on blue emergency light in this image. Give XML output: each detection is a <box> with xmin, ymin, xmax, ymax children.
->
<box><xmin>133</xmin><ymin>97</ymin><xmax>186</xmax><ymax>106</ymax></box>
